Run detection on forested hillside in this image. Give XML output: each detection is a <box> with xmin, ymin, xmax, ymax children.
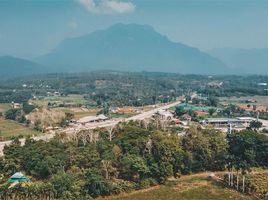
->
<box><xmin>0</xmin><ymin>122</ymin><xmax>267</xmax><ymax>199</ymax></box>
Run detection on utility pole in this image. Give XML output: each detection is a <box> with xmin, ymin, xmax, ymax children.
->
<box><xmin>228</xmin><ymin>123</ymin><xmax>232</xmax><ymax>134</ymax></box>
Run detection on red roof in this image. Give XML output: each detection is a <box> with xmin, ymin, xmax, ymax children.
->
<box><xmin>117</xmin><ymin>107</ymin><xmax>137</xmax><ymax>113</ymax></box>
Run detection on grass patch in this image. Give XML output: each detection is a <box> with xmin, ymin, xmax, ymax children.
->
<box><xmin>0</xmin><ymin>118</ymin><xmax>39</xmax><ymax>140</ymax></box>
<box><xmin>0</xmin><ymin>103</ymin><xmax>10</xmax><ymax>112</ymax></box>
<box><xmin>99</xmin><ymin>175</ymin><xmax>253</xmax><ymax>200</ymax></box>
<box><xmin>110</xmin><ymin>113</ymin><xmax>136</xmax><ymax>119</ymax></box>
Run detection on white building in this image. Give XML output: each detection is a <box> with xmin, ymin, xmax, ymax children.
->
<box><xmin>77</xmin><ymin>114</ymin><xmax>108</xmax><ymax>124</ymax></box>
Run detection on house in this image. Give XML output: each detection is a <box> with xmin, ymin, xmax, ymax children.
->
<box><xmin>8</xmin><ymin>172</ymin><xmax>29</xmax><ymax>183</ymax></box>
<box><xmin>54</xmin><ymin>91</ymin><xmax>61</xmax><ymax>96</ymax></box>
<box><xmin>11</xmin><ymin>101</ymin><xmax>21</xmax><ymax>109</ymax></box>
<box><xmin>181</xmin><ymin>114</ymin><xmax>192</xmax><ymax>121</ymax></box>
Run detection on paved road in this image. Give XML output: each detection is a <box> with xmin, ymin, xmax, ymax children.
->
<box><xmin>127</xmin><ymin>101</ymin><xmax>180</xmax><ymax>121</ymax></box>
<box><xmin>0</xmin><ymin>101</ymin><xmax>181</xmax><ymax>156</ymax></box>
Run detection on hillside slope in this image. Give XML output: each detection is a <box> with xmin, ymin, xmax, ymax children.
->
<box><xmin>0</xmin><ymin>56</ymin><xmax>46</xmax><ymax>77</ymax></box>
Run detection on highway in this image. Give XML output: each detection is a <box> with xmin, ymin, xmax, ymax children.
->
<box><xmin>127</xmin><ymin>101</ymin><xmax>180</xmax><ymax>121</ymax></box>
<box><xmin>0</xmin><ymin>101</ymin><xmax>181</xmax><ymax>156</ymax></box>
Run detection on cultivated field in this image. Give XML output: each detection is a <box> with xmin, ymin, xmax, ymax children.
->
<box><xmin>98</xmin><ymin>174</ymin><xmax>253</xmax><ymax>200</ymax></box>
<box><xmin>220</xmin><ymin>95</ymin><xmax>268</xmax><ymax>106</ymax></box>
<box><xmin>30</xmin><ymin>94</ymin><xmax>93</xmax><ymax>108</ymax></box>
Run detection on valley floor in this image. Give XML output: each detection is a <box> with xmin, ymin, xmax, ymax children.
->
<box><xmin>98</xmin><ymin>173</ymin><xmax>253</xmax><ymax>200</ymax></box>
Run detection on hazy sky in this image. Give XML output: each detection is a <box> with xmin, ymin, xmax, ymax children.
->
<box><xmin>1</xmin><ymin>0</ymin><xmax>268</xmax><ymax>58</ymax></box>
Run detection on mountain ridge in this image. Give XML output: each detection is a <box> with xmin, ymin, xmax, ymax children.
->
<box><xmin>38</xmin><ymin>23</ymin><xmax>229</xmax><ymax>75</ymax></box>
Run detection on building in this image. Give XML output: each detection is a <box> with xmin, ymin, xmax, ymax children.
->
<box><xmin>109</xmin><ymin>107</ymin><xmax>119</xmax><ymax>113</ymax></box>
<box><xmin>11</xmin><ymin>101</ymin><xmax>21</xmax><ymax>109</ymax></box>
<box><xmin>202</xmin><ymin>117</ymin><xmax>256</xmax><ymax>126</ymax></box>
<box><xmin>181</xmin><ymin>114</ymin><xmax>192</xmax><ymax>121</ymax></box>
<box><xmin>154</xmin><ymin>110</ymin><xmax>174</xmax><ymax>120</ymax></box>
<box><xmin>77</xmin><ymin>114</ymin><xmax>108</xmax><ymax>124</ymax></box>
<box><xmin>117</xmin><ymin>107</ymin><xmax>137</xmax><ymax>113</ymax></box>
<box><xmin>195</xmin><ymin>111</ymin><xmax>209</xmax><ymax>117</ymax></box>
<box><xmin>8</xmin><ymin>172</ymin><xmax>29</xmax><ymax>183</ymax></box>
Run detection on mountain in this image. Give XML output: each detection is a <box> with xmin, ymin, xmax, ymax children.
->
<box><xmin>0</xmin><ymin>56</ymin><xmax>45</xmax><ymax>78</ymax></box>
<box><xmin>208</xmin><ymin>48</ymin><xmax>268</xmax><ymax>74</ymax></box>
<box><xmin>39</xmin><ymin>23</ymin><xmax>228</xmax><ymax>75</ymax></box>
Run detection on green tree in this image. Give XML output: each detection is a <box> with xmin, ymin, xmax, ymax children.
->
<box><xmin>22</xmin><ymin>103</ymin><xmax>35</xmax><ymax>114</ymax></box>
<box><xmin>208</xmin><ymin>108</ymin><xmax>216</xmax><ymax>116</ymax></box>
<box><xmin>5</xmin><ymin>109</ymin><xmax>21</xmax><ymax>121</ymax></box>
<box><xmin>174</xmin><ymin>106</ymin><xmax>186</xmax><ymax>117</ymax></box>
<box><xmin>51</xmin><ymin>172</ymin><xmax>74</xmax><ymax>198</ymax></box>
<box><xmin>120</xmin><ymin>154</ymin><xmax>149</xmax><ymax>182</ymax></box>
<box><xmin>250</xmin><ymin>120</ymin><xmax>262</xmax><ymax>130</ymax></box>
<box><xmin>84</xmin><ymin>168</ymin><xmax>112</xmax><ymax>197</ymax></box>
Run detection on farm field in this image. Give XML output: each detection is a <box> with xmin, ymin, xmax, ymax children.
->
<box><xmin>0</xmin><ymin>118</ymin><xmax>39</xmax><ymax>140</ymax></box>
<box><xmin>220</xmin><ymin>96</ymin><xmax>268</xmax><ymax>106</ymax></box>
<box><xmin>98</xmin><ymin>174</ymin><xmax>253</xmax><ymax>200</ymax></box>
<box><xmin>30</xmin><ymin>94</ymin><xmax>93</xmax><ymax>108</ymax></box>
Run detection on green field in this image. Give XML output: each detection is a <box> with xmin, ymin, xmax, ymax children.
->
<box><xmin>99</xmin><ymin>175</ymin><xmax>252</xmax><ymax>200</ymax></box>
<box><xmin>30</xmin><ymin>94</ymin><xmax>92</xmax><ymax>108</ymax></box>
<box><xmin>0</xmin><ymin>118</ymin><xmax>39</xmax><ymax>140</ymax></box>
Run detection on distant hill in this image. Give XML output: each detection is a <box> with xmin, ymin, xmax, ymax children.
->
<box><xmin>0</xmin><ymin>56</ymin><xmax>45</xmax><ymax>78</ymax></box>
<box><xmin>39</xmin><ymin>23</ymin><xmax>228</xmax><ymax>75</ymax></box>
<box><xmin>208</xmin><ymin>48</ymin><xmax>268</xmax><ymax>74</ymax></box>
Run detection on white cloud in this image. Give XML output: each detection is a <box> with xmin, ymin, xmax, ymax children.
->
<box><xmin>78</xmin><ymin>0</ymin><xmax>135</xmax><ymax>14</ymax></box>
<box><xmin>68</xmin><ymin>19</ymin><xmax>78</xmax><ymax>30</ymax></box>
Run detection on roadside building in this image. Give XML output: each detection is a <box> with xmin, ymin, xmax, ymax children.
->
<box><xmin>109</xmin><ymin>107</ymin><xmax>119</xmax><ymax>113</ymax></box>
<box><xmin>77</xmin><ymin>114</ymin><xmax>108</xmax><ymax>124</ymax></box>
<box><xmin>117</xmin><ymin>107</ymin><xmax>137</xmax><ymax>113</ymax></box>
<box><xmin>155</xmin><ymin>110</ymin><xmax>174</xmax><ymax>120</ymax></box>
<box><xmin>202</xmin><ymin>117</ymin><xmax>256</xmax><ymax>126</ymax></box>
